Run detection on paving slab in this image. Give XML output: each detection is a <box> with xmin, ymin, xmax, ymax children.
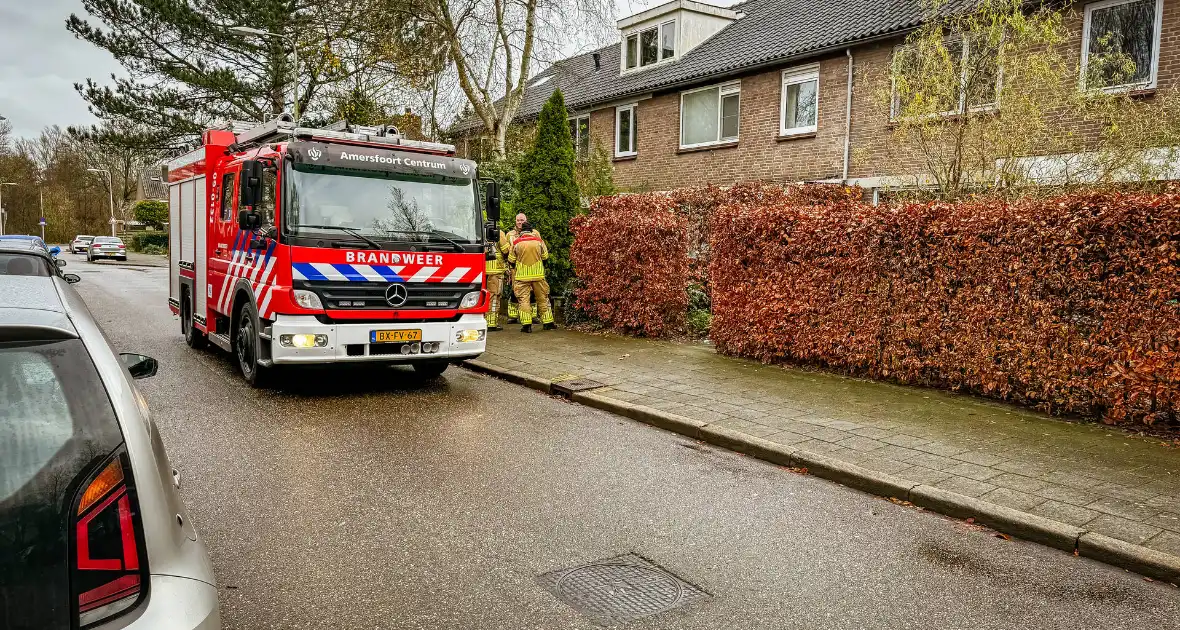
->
<box><xmin>473</xmin><ymin>327</ymin><xmax>1180</xmax><ymax>579</ymax></box>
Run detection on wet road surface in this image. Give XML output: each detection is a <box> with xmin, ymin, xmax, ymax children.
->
<box><xmin>68</xmin><ymin>255</ymin><xmax>1180</xmax><ymax>629</ymax></box>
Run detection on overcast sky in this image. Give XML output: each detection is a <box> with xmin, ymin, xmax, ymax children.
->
<box><xmin>0</xmin><ymin>0</ymin><xmax>123</xmax><ymax>139</ymax></box>
<box><xmin>0</xmin><ymin>0</ymin><xmax>733</xmax><ymax>141</ymax></box>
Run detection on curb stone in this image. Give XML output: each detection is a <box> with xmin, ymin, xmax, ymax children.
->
<box><xmin>464</xmin><ymin>359</ymin><xmax>552</xmax><ymax>394</ymax></box>
<box><xmin>462</xmin><ymin>359</ymin><xmax>1180</xmax><ymax>584</ymax></box>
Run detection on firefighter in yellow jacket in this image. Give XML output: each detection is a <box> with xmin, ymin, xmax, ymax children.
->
<box><xmin>504</xmin><ymin>212</ymin><xmax>539</xmax><ymax>323</ymax></box>
<box><xmin>484</xmin><ymin>224</ymin><xmax>508</xmax><ymax>330</ymax></box>
<box><xmin>508</xmin><ymin>222</ymin><xmax>555</xmax><ymax>332</ymax></box>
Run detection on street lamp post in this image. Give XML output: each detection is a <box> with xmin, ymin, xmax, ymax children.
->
<box><xmin>0</xmin><ymin>182</ymin><xmax>16</xmax><ymax>236</ymax></box>
<box><xmin>87</xmin><ymin>168</ymin><xmax>117</xmax><ymax>237</ymax></box>
<box><xmin>229</xmin><ymin>26</ymin><xmax>299</xmax><ymax>122</ymax></box>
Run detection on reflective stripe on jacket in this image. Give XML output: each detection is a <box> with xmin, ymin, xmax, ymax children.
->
<box><xmin>509</xmin><ymin>233</ymin><xmax>548</xmax><ymax>281</ymax></box>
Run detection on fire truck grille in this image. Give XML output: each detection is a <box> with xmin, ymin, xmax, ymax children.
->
<box><xmin>296</xmin><ymin>281</ymin><xmax>479</xmax><ymax>310</ymax></box>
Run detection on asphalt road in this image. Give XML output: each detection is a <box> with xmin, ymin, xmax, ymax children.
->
<box><xmin>68</xmin><ymin>254</ymin><xmax>1180</xmax><ymax>630</ymax></box>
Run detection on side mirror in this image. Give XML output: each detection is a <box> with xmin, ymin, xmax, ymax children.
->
<box><xmin>120</xmin><ymin>353</ymin><xmax>158</xmax><ymax>379</ymax></box>
<box><xmin>56</xmin><ymin>259</ymin><xmax>66</xmax><ymax>267</ymax></box>
<box><xmin>239</xmin><ymin>160</ymin><xmax>263</xmax><ymax>209</ymax></box>
<box><xmin>63</xmin><ymin>273</ymin><xmax>81</xmax><ymax>284</ymax></box>
<box><xmin>238</xmin><ymin>209</ymin><xmax>261</xmax><ymax>231</ymax></box>
<box><xmin>484</xmin><ymin>180</ymin><xmax>501</xmax><ymax>223</ymax></box>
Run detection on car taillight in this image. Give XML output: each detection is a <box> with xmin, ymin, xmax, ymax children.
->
<box><xmin>92</xmin><ymin>244</ymin><xmax>100</xmax><ymax>248</ymax></box>
<box><xmin>117</xmin><ymin>244</ymin><xmax>126</xmax><ymax>248</ymax></box>
<box><xmin>72</xmin><ymin>450</ymin><xmax>147</xmax><ymax>627</ymax></box>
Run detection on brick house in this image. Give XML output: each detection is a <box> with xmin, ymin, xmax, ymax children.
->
<box><xmin>453</xmin><ymin>0</ymin><xmax>1179</xmax><ymax>195</ymax></box>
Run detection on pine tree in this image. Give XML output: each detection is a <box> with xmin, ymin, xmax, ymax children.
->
<box><xmin>515</xmin><ymin>90</ymin><xmax>580</xmax><ymax>295</ymax></box>
<box><xmin>66</xmin><ymin>0</ymin><xmax>409</xmax><ymax>150</ymax></box>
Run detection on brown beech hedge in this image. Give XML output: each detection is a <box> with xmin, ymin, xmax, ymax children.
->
<box><xmin>570</xmin><ymin>184</ymin><xmax>857</xmax><ymax>336</ymax></box>
<box><xmin>709</xmin><ymin>190</ymin><xmax>1180</xmax><ymax>426</ymax></box>
<box><xmin>570</xmin><ymin>192</ymin><xmax>690</xmax><ymax>337</ymax></box>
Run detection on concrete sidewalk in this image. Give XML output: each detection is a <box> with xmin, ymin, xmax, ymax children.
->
<box><xmin>468</xmin><ymin>327</ymin><xmax>1180</xmax><ymax>579</ymax></box>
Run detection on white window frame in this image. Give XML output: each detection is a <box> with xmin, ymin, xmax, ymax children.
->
<box><xmin>622</xmin><ymin>19</ymin><xmax>677</xmax><ymax>73</ymax></box>
<box><xmin>659</xmin><ymin>21</ymin><xmax>677</xmax><ymax>62</ymax></box>
<box><xmin>615</xmin><ymin>104</ymin><xmax>638</xmax><ymax>157</ymax></box>
<box><xmin>1080</xmin><ymin>0</ymin><xmax>1163</xmax><ymax>92</ymax></box>
<box><xmin>625</xmin><ymin>33</ymin><xmax>639</xmax><ymax>70</ymax></box>
<box><xmin>890</xmin><ymin>36</ymin><xmax>1000</xmax><ymax>120</ymax></box>
<box><xmin>568</xmin><ymin>115</ymin><xmax>590</xmax><ymax>160</ymax></box>
<box><xmin>780</xmin><ymin>64</ymin><xmax>820</xmax><ymax>136</ymax></box>
<box><xmin>679</xmin><ymin>81</ymin><xmax>741</xmax><ymax>149</ymax></box>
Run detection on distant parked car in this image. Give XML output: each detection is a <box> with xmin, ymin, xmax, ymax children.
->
<box><xmin>0</xmin><ymin>234</ymin><xmax>50</xmax><ymax>254</ymax></box>
<box><xmin>72</xmin><ymin>235</ymin><xmax>95</xmax><ymax>253</ymax></box>
<box><xmin>0</xmin><ymin>256</ymin><xmax>221</xmax><ymax>630</ymax></box>
<box><xmin>88</xmin><ymin>236</ymin><xmax>128</xmax><ymax>262</ymax></box>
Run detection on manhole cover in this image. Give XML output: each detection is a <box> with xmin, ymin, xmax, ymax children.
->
<box><xmin>551</xmin><ymin>378</ymin><xmax>606</xmax><ymax>396</ymax></box>
<box><xmin>538</xmin><ymin>554</ymin><xmax>709</xmax><ymax>625</ymax></box>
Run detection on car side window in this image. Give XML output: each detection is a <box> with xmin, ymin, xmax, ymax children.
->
<box><xmin>220</xmin><ymin>172</ymin><xmax>237</xmax><ymax>221</ymax></box>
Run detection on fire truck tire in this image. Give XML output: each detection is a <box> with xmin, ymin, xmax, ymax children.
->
<box><xmin>235</xmin><ymin>301</ymin><xmax>270</xmax><ymax>387</ymax></box>
<box><xmin>181</xmin><ymin>291</ymin><xmax>206</xmax><ymax>349</ymax></box>
<box><xmin>411</xmin><ymin>360</ymin><xmax>449</xmax><ymax>379</ymax></box>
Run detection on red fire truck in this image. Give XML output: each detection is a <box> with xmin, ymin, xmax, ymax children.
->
<box><xmin>166</xmin><ymin>114</ymin><xmax>501</xmax><ymax>385</ymax></box>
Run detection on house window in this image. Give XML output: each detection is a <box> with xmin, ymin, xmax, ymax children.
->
<box><xmin>624</xmin><ymin>20</ymin><xmax>676</xmax><ymax>71</ymax></box>
<box><xmin>890</xmin><ymin>35</ymin><xmax>999</xmax><ymax>119</ymax></box>
<box><xmin>680</xmin><ymin>82</ymin><xmax>740</xmax><ymax>148</ymax></box>
<box><xmin>568</xmin><ymin>115</ymin><xmax>590</xmax><ymax>160</ymax></box>
<box><xmin>615</xmin><ymin>104</ymin><xmax>638</xmax><ymax>157</ymax></box>
<box><xmin>660</xmin><ymin>22</ymin><xmax>676</xmax><ymax>60</ymax></box>
<box><xmin>781</xmin><ymin>65</ymin><xmax>819</xmax><ymax>136</ymax></box>
<box><xmin>1082</xmin><ymin>0</ymin><xmax>1162</xmax><ymax>90</ymax></box>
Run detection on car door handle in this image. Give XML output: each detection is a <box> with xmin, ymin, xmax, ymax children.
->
<box><xmin>172</xmin><ymin>467</ymin><xmax>181</xmax><ymax>489</ymax></box>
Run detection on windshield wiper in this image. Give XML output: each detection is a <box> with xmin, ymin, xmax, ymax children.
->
<box><xmin>292</xmin><ymin>224</ymin><xmax>383</xmax><ymax>251</ymax></box>
<box><xmin>381</xmin><ymin>229</ymin><xmax>466</xmax><ymax>252</ymax></box>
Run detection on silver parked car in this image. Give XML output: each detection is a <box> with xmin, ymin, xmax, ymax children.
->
<box><xmin>72</xmin><ymin>235</ymin><xmax>96</xmax><ymax>253</ymax></box>
<box><xmin>87</xmin><ymin>236</ymin><xmax>128</xmax><ymax>262</ymax></box>
<box><xmin>0</xmin><ymin>241</ymin><xmax>220</xmax><ymax>630</ymax></box>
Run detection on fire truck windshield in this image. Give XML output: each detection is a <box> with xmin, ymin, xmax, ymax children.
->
<box><xmin>285</xmin><ymin>163</ymin><xmax>480</xmax><ymax>243</ymax></box>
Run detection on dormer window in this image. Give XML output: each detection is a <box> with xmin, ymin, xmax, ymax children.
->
<box><xmin>625</xmin><ymin>20</ymin><xmax>676</xmax><ymax>70</ymax></box>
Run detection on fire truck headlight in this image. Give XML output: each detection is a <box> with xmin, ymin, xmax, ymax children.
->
<box><xmin>455</xmin><ymin>329</ymin><xmax>486</xmax><ymax>344</ymax></box>
<box><xmin>292</xmin><ymin>289</ymin><xmax>323</xmax><ymax>310</ymax></box>
<box><xmin>459</xmin><ymin>291</ymin><xmax>480</xmax><ymax>309</ymax></box>
<box><xmin>279</xmin><ymin>334</ymin><xmax>329</xmax><ymax>348</ymax></box>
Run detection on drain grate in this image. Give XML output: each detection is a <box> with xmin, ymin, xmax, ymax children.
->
<box><xmin>551</xmin><ymin>378</ymin><xmax>606</xmax><ymax>396</ymax></box>
<box><xmin>538</xmin><ymin>554</ymin><xmax>709</xmax><ymax>625</ymax></box>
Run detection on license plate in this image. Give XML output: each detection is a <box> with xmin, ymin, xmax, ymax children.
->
<box><xmin>370</xmin><ymin>329</ymin><xmax>422</xmax><ymax>343</ymax></box>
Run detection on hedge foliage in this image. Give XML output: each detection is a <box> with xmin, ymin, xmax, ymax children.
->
<box><xmin>570</xmin><ymin>193</ymin><xmax>688</xmax><ymax>336</ymax></box>
<box><xmin>127</xmin><ymin>231</ymin><xmax>168</xmax><ymax>252</ymax></box>
<box><xmin>708</xmin><ymin>191</ymin><xmax>1180</xmax><ymax>426</ymax></box>
<box><xmin>570</xmin><ymin>183</ymin><xmax>856</xmax><ymax>336</ymax></box>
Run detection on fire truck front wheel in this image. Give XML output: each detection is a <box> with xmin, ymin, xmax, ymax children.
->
<box><xmin>235</xmin><ymin>301</ymin><xmax>270</xmax><ymax>387</ymax></box>
<box><xmin>411</xmin><ymin>360</ymin><xmax>449</xmax><ymax>379</ymax></box>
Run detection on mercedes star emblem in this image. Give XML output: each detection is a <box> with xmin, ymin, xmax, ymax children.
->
<box><xmin>385</xmin><ymin>283</ymin><xmax>409</xmax><ymax>307</ymax></box>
